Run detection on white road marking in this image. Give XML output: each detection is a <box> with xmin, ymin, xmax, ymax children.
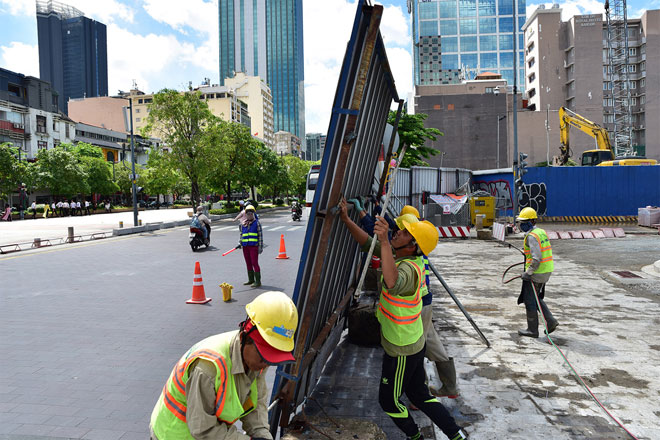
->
<box><xmin>287</xmin><ymin>226</ymin><xmax>302</xmax><ymax>231</ymax></box>
<box><xmin>269</xmin><ymin>226</ymin><xmax>286</xmax><ymax>231</ymax></box>
<box><xmin>213</xmin><ymin>226</ymin><xmax>235</xmax><ymax>231</ymax></box>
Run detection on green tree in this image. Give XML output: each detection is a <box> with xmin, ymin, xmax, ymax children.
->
<box><xmin>257</xmin><ymin>149</ymin><xmax>291</xmax><ymax>199</ymax></box>
<box><xmin>388</xmin><ymin>111</ymin><xmax>443</xmax><ymax>168</ymax></box>
<box><xmin>114</xmin><ymin>163</ymin><xmax>143</xmax><ymax>202</ymax></box>
<box><xmin>142</xmin><ymin>89</ymin><xmax>217</xmax><ymax>209</ymax></box>
<box><xmin>282</xmin><ymin>155</ymin><xmax>312</xmax><ymax>197</ymax></box>
<box><xmin>32</xmin><ymin>146</ymin><xmax>88</xmax><ymax>197</ymax></box>
<box><xmin>140</xmin><ymin>149</ymin><xmax>179</xmax><ymax>200</ymax></box>
<box><xmin>70</xmin><ymin>143</ymin><xmax>118</xmax><ymax>197</ymax></box>
<box><xmin>0</xmin><ymin>142</ymin><xmax>25</xmax><ymax>202</ymax></box>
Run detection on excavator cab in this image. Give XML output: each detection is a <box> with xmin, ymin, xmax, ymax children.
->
<box><xmin>581</xmin><ymin>149</ymin><xmax>615</xmax><ymax>166</ymax></box>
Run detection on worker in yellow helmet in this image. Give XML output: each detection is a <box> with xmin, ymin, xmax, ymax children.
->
<box><xmin>150</xmin><ymin>291</ymin><xmax>298</xmax><ymax>440</ymax></box>
<box><xmin>516</xmin><ymin>207</ymin><xmax>558</xmax><ymax>338</ymax></box>
<box><xmin>397</xmin><ymin>208</ymin><xmax>459</xmax><ymax>399</ymax></box>
<box><xmin>339</xmin><ymin>198</ymin><xmax>468</xmax><ymax>440</ymax></box>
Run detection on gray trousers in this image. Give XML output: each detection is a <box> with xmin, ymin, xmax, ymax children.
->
<box><xmin>421</xmin><ymin>305</ymin><xmax>449</xmax><ymax>362</ymax></box>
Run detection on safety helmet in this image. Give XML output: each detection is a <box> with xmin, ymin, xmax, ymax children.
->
<box><xmin>400</xmin><ymin>219</ymin><xmax>439</xmax><ymax>255</ymax></box>
<box><xmin>245</xmin><ymin>291</ymin><xmax>298</xmax><ymax>352</ymax></box>
<box><xmin>516</xmin><ymin>207</ymin><xmax>537</xmax><ymax>221</ymax></box>
<box><xmin>395</xmin><ymin>213</ymin><xmax>419</xmax><ymax>230</ymax></box>
<box><xmin>245</xmin><ymin>205</ymin><xmax>256</xmax><ymax>212</ymax></box>
<box><xmin>400</xmin><ymin>205</ymin><xmax>420</xmax><ymax>219</ymax></box>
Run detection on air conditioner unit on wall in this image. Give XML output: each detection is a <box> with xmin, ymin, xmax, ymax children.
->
<box><xmin>12</xmin><ymin>123</ymin><xmax>24</xmax><ymax>129</ymax></box>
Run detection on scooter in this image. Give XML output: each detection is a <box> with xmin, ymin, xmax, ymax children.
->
<box><xmin>291</xmin><ymin>202</ymin><xmax>302</xmax><ymax>221</ymax></box>
<box><xmin>189</xmin><ymin>225</ymin><xmax>210</xmax><ymax>251</ymax></box>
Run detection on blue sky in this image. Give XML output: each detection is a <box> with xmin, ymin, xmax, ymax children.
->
<box><xmin>0</xmin><ymin>0</ymin><xmax>653</xmax><ymax>133</ymax></box>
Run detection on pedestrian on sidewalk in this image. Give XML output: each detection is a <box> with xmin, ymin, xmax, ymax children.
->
<box><xmin>30</xmin><ymin>201</ymin><xmax>37</xmax><ymax>219</ymax></box>
<box><xmin>2</xmin><ymin>205</ymin><xmax>11</xmax><ymax>222</ymax></box>
<box><xmin>104</xmin><ymin>200</ymin><xmax>111</xmax><ymax>213</ymax></box>
<box><xmin>150</xmin><ymin>291</ymin><xmax>298</xmax><ymax>440</ymax></box>
<box><xmin>338</xmin><ymin>198</ymin><xmax>468</xmax><ymax>440</ymax></box>
<box><xmin>56</xmin><ymin>200</ymin><xmax>62</xmax><ymax>217</ymax></box>
<box><xmin>397</xmin><ymin>206</ymin><xmax>459</xmax><ymax>399</ymax></box>
<box><xmin>516</xmin><ymin>207</ymin><xmax>559</xmax><ymax>338</ymax></box>
<box><xmin>239</xmin><ymin>205</ymin><xmax>263</xmax><ymax>288</ymax></box>
<box><xmin>84</xmin><ymin>200</ymin><xmax>91</xmax><ymax>216</ymax></box>
<box><xmin>76</xmin><ymin>200</ymin><xmax>83</xmax><ymax>216</ymax></box>
<box><xmin>43</xmin><ymin>203</ymin><xmax>50</xmax><ymax>218</ymax></box>
<box><xmin>62</xmin><ymin>200</ymin><xmax>69</xmax><ymax>216</ymax></box>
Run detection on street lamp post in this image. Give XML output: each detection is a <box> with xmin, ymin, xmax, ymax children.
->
<box><xmin>497</xmin><ymin>115</ymin><xmax>506</xmax><ymax>169</ymax></box>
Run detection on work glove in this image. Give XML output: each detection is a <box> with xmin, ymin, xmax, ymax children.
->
<box><xmin>347</xmin><ymin>198</ymin><xmax>363</xmax><ymax>212</ymax></box>
<box><xmin>521</xmin><ymin>272</ymin><xmax>532</xmax><ymax>281</ymax></box>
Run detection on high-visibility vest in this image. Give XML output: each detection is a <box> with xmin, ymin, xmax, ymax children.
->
<box><xmin>524</xmin><ymin>228</ymin><xmax>554</xmax><ymax>274</ymax></box>
<box><xmin>240</xmin><ymin>221</ymin><xmax>259</xmax><ymax>246</ymax></box>
<box><xmin>150</xmin><ymin>331</ymin><xmax>259</xmax><ymax>440</ymax></box>
<box><xmin>376</xmin><ymin>256</ymin><xmax>425</xmax><ymax>346</ymax></box>
<box><xmin>421</xmin><ymin>255</ymin><xmax>430</xmax><ymax>298</ymax></box>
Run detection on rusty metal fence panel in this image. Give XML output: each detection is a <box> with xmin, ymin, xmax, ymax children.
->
<box><xmin>270</xmin><ymin>1</ymin><xmax>400</xmax><ymax>431</ymax></box>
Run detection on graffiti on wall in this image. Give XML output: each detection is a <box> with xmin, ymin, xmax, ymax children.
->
<box><xmin>518</xmin><ymin>182</ymin><xmax>547</xmax><ymax>216</ymax></box>
<box><xmin>474</xmin><ymin>179</ymin><xmax>513</xmax><ymax>210</ymax></box>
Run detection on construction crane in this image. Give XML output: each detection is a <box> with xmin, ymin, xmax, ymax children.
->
<box><xmin>557</xmin><ymin>107</ymin><xmax>656</xmax><ymax>166</ymax></box>
<box><xmin>605</xmin><ymin>0</ymin><xmax>634</xmax><ymax>157</ymax></box>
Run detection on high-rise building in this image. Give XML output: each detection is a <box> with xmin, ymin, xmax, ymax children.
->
<box><xmin>218</xmin><ymin>0</ymin><xmax>305</xmax><ymax>139</ymax></box>
<box><xmin>409</xmin><ymin>0</ymin><xmax>525</xmax><ymax>88</ymax></box>
<box><xmin>305</xmin><ymin>133</ymin><xmax>326</xmax><ymax>161</ymax></box>
<box><xmin>523</xmin><ymin>7</ymin><xmax>659</xmax><ymax>159</ymax></box>
<box><xmin>36</xmin><ymin>0</ymin><xmax>108</xmax><ymax>114</ymax></box>
<box><xmin>224</xmin><ymin>72</ymin><xmax>274</xmax><ymax>150</ymax></box>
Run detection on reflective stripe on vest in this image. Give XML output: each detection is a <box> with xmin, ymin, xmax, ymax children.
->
<box><xmin>241</xmin><ymin>222</ymin><xmax>259</xmax><ymax>246</ymax></box>
<box><xmin>377</xmin><ymin>257</ymin><xmax>424</xmax><ymax>347</ymax></box>
<box><xmin>150</xmin><ymin>332</ymin><xmax>259</xmax><ymax>439</ymax></box>
<box><xmin>421</xmin><ymin>256</ymin><xmax>430</xmax><ymax>297</ymax></box>
<box><xmin>524</xmin><ymin>228</ymin><xmax>554</xmax><ymax>274</ymax></box>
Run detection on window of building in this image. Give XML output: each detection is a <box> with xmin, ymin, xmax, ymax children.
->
<box><xmin>479</xmin><ymin>35</ymin><xmax>497</xmax><ymax>51</ymax></box>
<box><xmin>479</xmin><ymin>17</ymin><xmax>496</xmax><ymax>33</ymax></box>
<box><xmin>138</xmin><ymin>99</ymin><xmax>143</xmax><ymax>104</ymax></box>
<box><xmin>7</xmin><ymin>83</ymin><xmax>20</xmax><ymax>97</ymax></box>
<box><xmin>485</xmin><ymin>87</ymin><xmax>494</xmax><ymax>93</ymax></box>
<box><xmin>641</xmin><ymin>44</ymin><xmax>646</xmax><ymax>55</ymax></box>
<box><xmin>480</xmin><ymin>52</ymin><xmax>498</xmax><ymax>68</ymax></box>
<box><xmin>52</xmin><ymin>120</ymin><xmax>57</xmax><ymax>131</ymax></box>
<box><xmin>419</xmin><ymin>1</ymin><xmax>438</xmax><ymax>19</ymax></box>
<box><xmin>38</xmin><ymin>140</ymin><xmax>47</xmax><ymax>150</ymax></box>
<box><xmin>135</xmin><ymin>108</ymin><xmax>140</xmax><ymax>113</ymax></box>
<box><xmin>459</xmin><ymin>0</ymin><xmax>477</xmax><ymax>17</ymax></box>
<box><xmin>462</xmin><ymin>53</ymin><xmax>478</xmax><ymax>69</ymax></box>
<box><xmin>439</xmin><ymin>0</ymin><xmax>457</xmax><ymax>18</ymax></box>
<box><xmin>136</xmin><ymin>118</ymin><xmax>141</xmax><ymax>122</ymax></box>
<box><xmin>641</xmin><ymin>96</ymin><xmax>645</xmax><ymax>104</ymax></box>
<box><xmin>442</xmin><ymin>37</ymin><xmax>458</xmax><ymax>52</ymax></box>
<box><xmin>603</xmin><ymin>82</ymin><xmax>609</xmax><ymax>90</ymax></box>
<box><xmin>501</xmin><ymin>52</ymin><xmax>513</xmax><ymax>68</ymax></box>
<box><xmin>641</xmin><ymin>79</ymin><xmax>645</xmax><ymax>88</ymax></box>
<box><xmin>499</xmin><ymin>17</ymin><xmax>513</xmax><ymax>33</ymax></box>
<box><xmin>420</xmin><ymin>20</ymin><xmax>438</xmax><ymax>36</ymax></box>
<box><xmin>460</xmin><ymin>19</ymin><xmax>477</xmax><ymax>34</ymax></box>
<box><xmin>629</xmin><ymin>47</ymin><xmax>637</xmax><ymax>56</ymax></box>
<box><xmin>440</xmin><ymin>20</ymin><xmax>457</xmax><ymax>35</ymax></box>
<box><xmin>603</xmin><ymin>98</ymin><xmax>613</xmax><ymax>107</ymax></box>
<box><xmin>36</xmin><ymin>115</ymin><xmax>47</xmax><ymax>134</ymax></box>
<box><xmin>630</xmin><ymin>81</ymin><xmax>636</xmax><ymax>89</ymax></box>
<box><xmin>527</xmin><ymin>41</ymin><xmax>535</xmax><ymax>53</ymax></box>
<box><xmin>65</xmin><ymin>124</ymin><xmax>70</xmax><ymax>139</ymax></box>
<box><xmin>528</xmin><ymin>72</ymin><xmax>536</xmax><ymax>83</ymax></box>
<box><xmin>631</xmin><ymin>97</ymin><xmax>637</xmax><ymax>105</ymax></box>
<box><xmin>442</xmin><ymin>54</ymin><xmax>459</xmax><ymax>69</ymax></box>
<box><xmin>640</xmin><ymin>61</ymin><xmax>645</xmax><ymax>71</ymax></box>
<box><xmin>527</xmin><ymin>57</ymin><xmax>535</xmax><ymax>68</ymax></box>
<box><xmin>499</xmin><ymin>34</ymin><xmax>513</xmax><ymax>51</ymax></box>
<box><xmin>144</xmin><ymin>98</ymin><xmax>153</xmax><ymax>103</ymax></box>
<box><xmin>498</xmin><ymin>0</ymin><xmax>513</xmax><ymax>14</ymax></box>
<box><xmin>479</xmin><ymin>0</ymin><xmax>496</xmax><ymax>15</ymax></box>
<box><xmin>528</xmin><ymin>88</ymin><xmax>536</xmax><ymax>98</ymax></box>
<box><xmin>628</xmin><ymin>64</ymin><xmax>636</xmax><ymax>73</ymax></box>
<box><xmin>461</xmin><ymin>36</ymin><xmax>478</xmax><ymax>52</ymax></box>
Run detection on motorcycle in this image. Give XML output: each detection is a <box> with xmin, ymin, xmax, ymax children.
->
<box><xmin>291</xmin><ymin>202</ymin><xmax>302</xmax><ymax>221</ymax></box>
<box><xmin>189</xmin><ymin>225</ymin><xmax>210</xmax><ymax>251</ymax></box>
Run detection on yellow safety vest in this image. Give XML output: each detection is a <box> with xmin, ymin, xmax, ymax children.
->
<box><xmin>524</xmin><ymin>228</ymin><xmax>554</xmax><ymax>274</ymax></box>
<box><xmin>376</xmin><ymin>256</ymin><xmax>425</xmax><ymax>346</ymax></box>
<box><xmin>150</xmin><ymin>331</ymin><xmax>258</xmax><ymax>439</ymax></box>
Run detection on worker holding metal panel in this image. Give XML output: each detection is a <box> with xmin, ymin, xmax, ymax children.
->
<box><xmin>338</xmin><ymin>198</ymin><xmax>468</xmax><ymax>440</ymax></box>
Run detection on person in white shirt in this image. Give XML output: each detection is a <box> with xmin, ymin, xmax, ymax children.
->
<box><xmin>84</xmin><ymin>200</ymin><xmax>91</xmax><ymax>215</ymax></box>
<box><xmin>63</xmin><ymin>201</ymin><xmax>70</xmax><ymax>216</ymax></box>
<box><xmin>56</xmin><ymin>201</ymin><xmax>62</xmax><ymax>217</ymax></box>
<box><xmin>30</xmin><ymin>201</ymin><xmax>37</xmax><ymax>219</ymax></box>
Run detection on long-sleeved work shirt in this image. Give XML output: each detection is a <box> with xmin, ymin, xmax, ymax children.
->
<box><xmin>524</xmin><ymin>227</ymin><xmax>551</xmax><ymax>284</ymax></box>
<box><xmin>151</xmin><ymin>332</ymin><xmax>272</xmax><ymax>440</ymax></box>
<box><xmin>362</xmin><ymin>237</ymin><xmax>425</xmax><ymax>358</ymax></box>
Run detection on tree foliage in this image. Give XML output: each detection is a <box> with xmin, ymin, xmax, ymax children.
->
<box><xmin>388</xmin><ymin>111</ymin><xmax>443</xmax><ymax>168</ymax></box>
<box><xmin>140</xmin><ymin>149</ymin><xmax>180</xmax><ymax>197</ymax></box>
<box><xmin>32</xmin><ymin>146</ymin><xmax>88</xmax><ymax>197</ymax></box>
<box><xmin>0</xmin><ymin>142</ymin><xmax>26</xmax><ymax>200</ymax></box>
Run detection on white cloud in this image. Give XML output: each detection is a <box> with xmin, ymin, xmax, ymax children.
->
<box><xmin>0</xmin><ymin>0</ymin><xmax>134</xmax><ymax>23</ymax></box>
<box><xmin>0</xmin><ymin>42</ymin><xmax>39</xmax><ymax>77</ymax></box>
<box><xmin>526</xmin><ymin>0</ymin><xmax>604</xmax><ymax>21</ymax></box>
<box><xmin>304</xmin><ymin>0</ymin><xmax>413</xmax><ymax>133</ymax></box>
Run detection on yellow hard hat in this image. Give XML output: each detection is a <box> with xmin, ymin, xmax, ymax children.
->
<box><xmin>395</xmin><ymin>213</ymin><xmax>419</xmax><ymax>230</ymax></box>
<box><xmin>245</xmin><ymin>291</ymin><xmax>298</xmax><ymax>352</ymax></box>
<box><xmin>245</xmin><ymin>205</ymin><xmax>256</xmax><ymax>212</ymax></box>
<box><xmin>401</xmin><ymin>219</ymin><xmax>439</xmax><ymax>256</ymax></box>
<box><xmin>400</xmin><ymin>205</ymin><xmax>420</xmax><ymax>219</ymax></box>
<box><xmin>516</xmin><ymin>207</ymin><xmax>537</xmax><ymax>221</ymax></box>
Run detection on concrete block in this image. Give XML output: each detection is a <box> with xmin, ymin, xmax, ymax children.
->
<box><xmin>582</xmin><ymin>231</ymin><xmax>594</xmax><ymax>239</ymax></box>
<box><xmin>546</xmin><ymin>230</ymin><xmax>559</xmax><ymax>240</ymax></box>
<box><xmin>600</xmin><ymin>227</ymin><xmax>615</xmax><ymax>238</ymax></box>
<box><xmin>591</xmin><ymin>229</ymin><xmax>605</xmax><ymax>238</ymax></box>
<box><xmin>558</xmin><ymin>231</ymin><xmax>572</xmax><ymax>239</ymax></box>
<box><xmin>569</xmin><ymin>231</ymin><xmax>583</xmax><ymax>239</ymax></box>
<box><xmin>613</xmin><ymin>227</ymin><xmax>626</xmax><ymax>237</ymax></box>
<box><xmin>477</xmin><ymin>229</ymin><xmax>492</xmax><ymax>240</ymax></box>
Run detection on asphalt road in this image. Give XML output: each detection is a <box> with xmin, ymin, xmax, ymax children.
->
<box><xmin>0</xmin><ymin>210</ymin><xmax>307</xmax><ymax>440</ymax></box>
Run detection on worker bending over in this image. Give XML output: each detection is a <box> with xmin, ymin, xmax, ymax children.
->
<box><xmin>339</xmin><ymin>198</ymin><xmax>468</xmax><ymax>440</ymax></box>
<box><xmin>397</xmin><ymin>206</ymin><xmax>458</xmax><ymax>398</ymax></box>
<box><xmin>150</xmin><ymin>291</ymin><xmax>298</xmax><ymax>440</ymax></box>
<box><xmin>516</xmin><ymin>207</ymin><xmax>559</xmax><ymax>338</ymax></box>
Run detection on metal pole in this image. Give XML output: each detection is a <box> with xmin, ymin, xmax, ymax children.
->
<box><xmin>546</xmin><ymin>104</ymin><xmax>551</xmax><ymax>166</ymax></box>
<box><xmin>497</xmin><ymin>115</ymin><xmax>500</xmax><ymax>169</ymax></box>
<box><xmin>428</xmin><ymin>261</ymin><xmax>490</xmax><ymax>347</ymax></box>
<box><xmin>512</xmin><ymin>0</ymin><xmax>519</xmax><ymax>218</ymax></box>
<box><xmin>129</xmin><ymin>98</ymin><xmax>139</xmax><ymax>227</ymax></box>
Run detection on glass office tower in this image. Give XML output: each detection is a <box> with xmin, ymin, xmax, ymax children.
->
<box><xmin>410</xmin><ymin>0</ymin><xmax>525</xmax><ymax>88</ymax></box>
<box><xmin>219</xmin><ymin>0</ymin><xmax>305</xmax><ymax>139</ymax></box>
<box><xmin>37</xmin><ymin>0</ymin><xmax>108</xmax><ymax>114</ymax></box>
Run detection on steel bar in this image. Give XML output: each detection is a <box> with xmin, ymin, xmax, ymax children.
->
<box><xmin>378</xmin><ymin>99</ymin><xmax>404</xmax><ymax>197</ymax></box>
<box><xmin>428</xmin><ymin>261</ymin><xmax>491</xmax><ymax>347</ymax></box>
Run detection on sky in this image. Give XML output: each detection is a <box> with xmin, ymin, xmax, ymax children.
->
<box><xmin>0</xmin><ymin>0</ymin><xmax>654</xmax><ymax>135</ymax></box>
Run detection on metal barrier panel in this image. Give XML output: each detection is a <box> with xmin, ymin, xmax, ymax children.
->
<box><xmin>270</xmin><ymin>1</ymin><xmax>400</xmax><ymax>431</ymax></box>
<box><xmin>391</xmin><ymin>167</ymin><xmax>410</xmax><ymax>214</ymax></box>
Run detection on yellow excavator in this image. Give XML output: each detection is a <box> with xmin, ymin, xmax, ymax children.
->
<box><xmin>557</xmin><ymin>107</ymin><xmax>657</xmax><ymax>166</ymax></box>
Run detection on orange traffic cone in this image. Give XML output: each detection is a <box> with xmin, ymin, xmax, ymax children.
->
<box><xmin>187</xmin><ymin>261</ymin><xmax>212</xmax><ymax>304</ymax></box>
<box><xmin>276</xmin><ymin>234</ymin><xmax>290</xmax><ymax>259</ymax></box>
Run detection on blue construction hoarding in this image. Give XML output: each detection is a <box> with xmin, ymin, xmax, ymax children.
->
<box><xmin>472</xmin><ymin>166</ymin><xmax>660</xmax><ymax>217</ymax></box>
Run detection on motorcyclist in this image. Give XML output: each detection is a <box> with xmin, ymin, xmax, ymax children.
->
<box><xmin>195</xmin><ymin>206</ymin><xmax>212</xmax><ymax>241</ymax></box>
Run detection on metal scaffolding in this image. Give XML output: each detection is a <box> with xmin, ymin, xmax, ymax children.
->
<box><xmin>605</xmin><ymin>0</ymin><xmax>634</xmax><ymax>157</ymax></box>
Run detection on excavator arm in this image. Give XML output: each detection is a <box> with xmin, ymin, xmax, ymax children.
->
<box><xmin>558</xmin><ymin>107</ymin><xmax>614</xmax><ymax>165</ymax></box>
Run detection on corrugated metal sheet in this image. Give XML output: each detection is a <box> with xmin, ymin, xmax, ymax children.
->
<box><xmin>269</xmin><ymin>1</ymin><xmax>401</xmax><ymax>431</ymax></box>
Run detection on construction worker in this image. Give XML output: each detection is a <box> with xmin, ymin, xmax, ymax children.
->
<box><xmin>239</xmin><ymin>205</ymin><xmax>263</xmax><ymax>288</ymax></box>
<box><xmin>339</xmin><ymin>198</ymin><xmax>468</xmax><ymax>440</ymax></box>
<box><xmin>150</xmin><ymin>291</ymin><xmax>298</xmax><ymax>440</ymax></box>
<box><xmin>395</xmin><ymin>213</ymin><xmax>458</xmax><ymax>399</ymax></box>
<box><xmin>516</xmin><ymin>207</ymin><xmax>559</xmax><ymax>338</ymax></box>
